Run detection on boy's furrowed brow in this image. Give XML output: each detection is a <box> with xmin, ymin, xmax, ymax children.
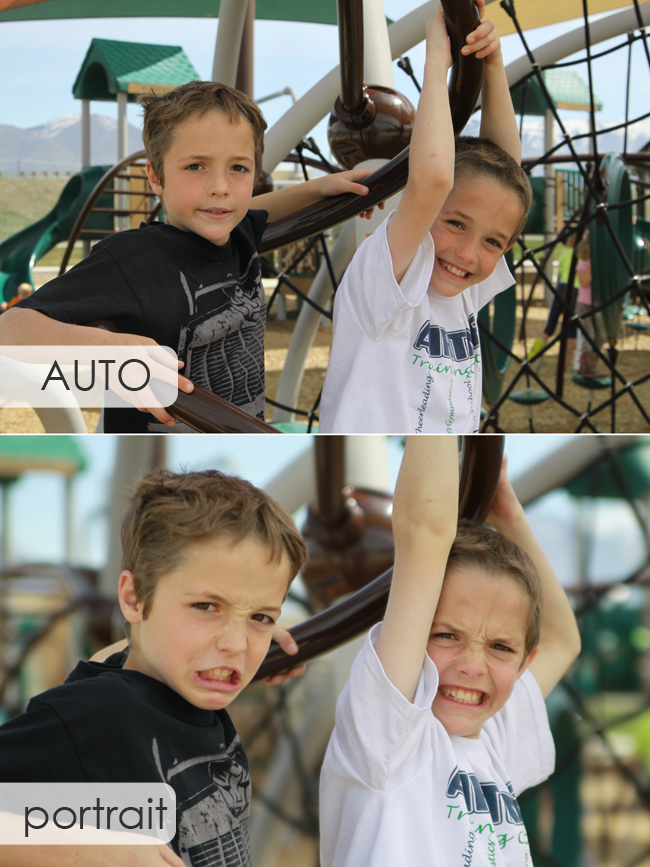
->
<box><xmin>181</xmin><ymin>590</ymin><xmax>282</xmax><ymax>615</ymax></box>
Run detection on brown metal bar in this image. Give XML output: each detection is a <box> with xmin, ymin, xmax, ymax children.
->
<box><xmin>337</xmin><ymin>0</ymin><xmax>365</xmax><ymax>113</ymax></box>
<box><xmin>315</xmin><ymin>437</ymin><xmax>347</xmax><ymax>526</ymax></box>
<box><xmin>167</xmin><ymin>384</ymin><xmax>279</xmax><ymax>434</ymax></box>
<box><xmin>58</xmin><ymin>150</ymin><xmax>148</xmax><ymax>276</ymax></box>
<box><xmin>254</xmin><ymin>435</ymin><xmax>505</xmax><ymax>681</ymax></box>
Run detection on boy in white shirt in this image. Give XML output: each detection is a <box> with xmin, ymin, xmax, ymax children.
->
<box><xmin>320</xmin><ymin>437</ymin><xmax>581</xmax><ymax>866</ymax></box>
<box><xmin>319</xmin><ymin>3</ymin><xmax>531</xmax><ymax>433</ymax></box>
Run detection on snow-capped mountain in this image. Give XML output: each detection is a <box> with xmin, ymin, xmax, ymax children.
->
<box><xmin>0</xmin><ymin>113</ymin><xmax>144</xmax><ymax>173</ymax></box>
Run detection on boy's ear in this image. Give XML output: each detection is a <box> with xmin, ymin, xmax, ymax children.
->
<box><xmin>146</xmin><ymin>160</ymin><xmax>163</xmax><ymax>196</ymax></box>
<box><xmin>118</xmin><ymin>570</ymin><xmax>143</xmax><ymax>624</ymax></box>
<box><xmin>517</xmin><ymin>645</ymin><xmax>538</xmax><ymax>678</ymax></box>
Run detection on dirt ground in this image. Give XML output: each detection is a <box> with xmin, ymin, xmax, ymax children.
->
<box><xmin>2</xmin><ymin>279</ymin><xmax>649</xmax><ymax>435</ymax></box>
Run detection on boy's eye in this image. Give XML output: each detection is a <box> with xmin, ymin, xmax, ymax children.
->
<box><xmin>193</xmin><ymin>602</ymin><xmax>217</xmax><ymax>612</ymax></box>
<box><xmin>185</xmin><ymin>163</ymin><xmax>203</xmax><ymax>172</ymax></box>
<box><xmin>431</xmin><ymin>632</ymin><xmax>456</xmax><ymax>641</ymax></box>
<box><xmin>251</xmin><ymin>613</ymin><xmax>274</xmax><ymax>625</ymax></box>
<box><xmin>447</xmin><ymin>220</ymin><xmax>463</xmax><ymax>229</ymax></box>
<box><xmin>486</xmin><ymin>238</ymin><xmax>503</xmax><ymax>249</ymax></box>
<box><xmin>492</xmin><ymin>643</ymin><xmax>514</xmax><ymax>653</ymax></box>
<box><xmin>231</xmin><ymin>164</ymin><xmax>250</xmax><ymax>173</ymax></box>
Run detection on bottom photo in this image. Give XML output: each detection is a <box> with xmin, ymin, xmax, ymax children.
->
<box><xmin>0</xmin><ymin>433</ymin><xmax>648</xmax><ymax>867</ymax></box>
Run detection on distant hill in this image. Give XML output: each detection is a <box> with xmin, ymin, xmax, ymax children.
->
<box><xmin>0</xmin><ymin>114</ymin><xmax>144</xmax><ymax>174</ymax></box>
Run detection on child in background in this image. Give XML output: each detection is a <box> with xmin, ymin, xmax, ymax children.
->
<box><xmin>319</xmin><ymin>2</ymin><xmax>530</xmax><ymax>434</ymax></box>
<box><xmin>575</xmin><ymin>235</ymin><xmax>607</xmax><ymax>377</ymax></box>
<box><xmin>320</xmin><ymin>437</ymin><xmax>581</xmax><ymax>866</ymax></box>
<box><xmin>0</xmin><ymin>282</ymin><xmax>32</xmax><ymax>312</ymax></box>
<box><xmin>528</xmin><ymin>234</ymin><xmax>579</xmax><ymax>372</ymax></box>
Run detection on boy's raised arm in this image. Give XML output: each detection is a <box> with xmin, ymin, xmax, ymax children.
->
<box><xmin>374</xmin><ymin>437</ymin><xmax>459</xmax><ymax>703</ymax></box>
<box><xmin>252</xmin><ymin>167</ymin><xmax>377</xmax><ymax>222</ymax></box>
<box><xmin>385</xmin><ymin>8</ymin><xmax>455</xmax><ymax>285</ymax></box>
<box><xmin>469</xmin><ymin>0</ymin><xmax>522</xmax><ymax>163</ymax></box>
<box><xmin>487</xmin><ymin>457</ymin><xmax>581</xmax><ymax>698</ymax></box>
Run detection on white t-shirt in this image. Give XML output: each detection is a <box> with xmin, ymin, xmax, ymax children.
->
<box><xmin>320</xmin><ymin>624</ymin><xmax>555</xmax><ymax>867</ymax></box>
<box><xmin>319</xmin><ymin>213</ymin><xmax>513</xmax><ymax>433</ymax></box>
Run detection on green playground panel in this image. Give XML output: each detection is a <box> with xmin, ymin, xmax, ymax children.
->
<box><xmin>591</xmin><ymin>153</ymin><xmax>634</xmax><ymax>341</ymax></box>
<box><xmin>0</xmin><ymin>166</ymin><xmax>115</xmax><ymax>302</ymax></box>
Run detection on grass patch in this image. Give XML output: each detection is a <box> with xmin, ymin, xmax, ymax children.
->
<box><xmin>0</xmin><ymin>177</ymin><xmax>69</xmax><ymax>244</ymax></box>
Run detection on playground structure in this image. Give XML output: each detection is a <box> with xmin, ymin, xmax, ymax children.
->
<box><xmin>1</xmin><ymin>0</ymin><xmax>650</xmax><ymax>433</ymax></box>
<box><xmin>3</xmin><ymin>433</ymin><xmax>650</xmax><ymax>866</ymax></box>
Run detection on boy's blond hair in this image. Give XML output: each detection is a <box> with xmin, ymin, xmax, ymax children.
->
<box><xmin>445</xmin><ymin>520</ymin><xmax>542</xmax><ymax>658</ymax></box>
<box><xmin>120</xmin><ymin>468</ymin><xmax>308</xmax><ymax>635</ymax></box>
<box><xmin>139</xmin><ymin>81</ymin><xmax>268</xmax><ymax>184</ymax></box>
<box><xmin>454</xmin><ymin>137</ymin><xmax>533</xmax><ymax>245</ymax></box>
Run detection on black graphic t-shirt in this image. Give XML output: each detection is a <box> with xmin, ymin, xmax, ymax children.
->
<box><xmin>17</xmin><ymin>212</ymin><xmax>268</xmax><ymax>433</ymax></box>
<box><xmin>0</xmin><ymin>653</ymin><xmax>252</xmax><ymax>866</ymax></box>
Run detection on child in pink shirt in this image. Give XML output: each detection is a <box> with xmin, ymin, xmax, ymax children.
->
<box><xmin>575</xmin><ymin>235</ymin><xmax>606</xmax><ymax>377</ymax></box>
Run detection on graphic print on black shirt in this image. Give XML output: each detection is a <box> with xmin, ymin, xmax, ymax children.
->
<box><xmin>152</xmin><ymin>732</ymin><xmax>252</xmax><ymax>867</ymax></box>
<box><xmin>176</xmin><ymin>250</ymin><xmax>265</xmax><ymax>424</ymax></box>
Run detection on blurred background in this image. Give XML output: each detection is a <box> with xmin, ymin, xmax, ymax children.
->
<box><xmin>1</xmin><ymin>432</ymin><xmax>650</xmax><ymax>866</ymax></box>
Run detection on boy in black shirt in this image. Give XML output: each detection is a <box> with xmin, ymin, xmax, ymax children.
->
<box><xmin>0</xmin><ymin>468</ymin><xmax>308</xmax><ymax>867</ymax></box>
<box><xmin>0</xmin><ymin>81</ymin><xmax>374</xmax><ymax>432</ymax></box>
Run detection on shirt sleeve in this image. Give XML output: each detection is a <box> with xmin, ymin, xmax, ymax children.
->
<box><xmin>0</xmin><ymin>699</ymin><xmax>87</xmax><ymax>783</ymax></box>
<box><xmin>341</xmin><ymin>211</ymin><xmax>435</xmax><ymax>341</ymax></box>
<box><xmin>330</xmin><ymin>623</ymin><xmax>440</xmax><ymax>790</ymax></box>
<box><xmin>472</xmin><ymin>254</ymin><xmax>515</xmax><ymax>312</ymax></box>
<box><xmin>17</xmin><ymin>243</ymin><xmax>145</xmax><ymax>334</ymax></box>
<box><xmin>481</xmin><ymin>670</ymin><xmax>555</xmax><ymax>796</ymax></box>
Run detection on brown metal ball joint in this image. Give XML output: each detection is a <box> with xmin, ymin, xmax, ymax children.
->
<box><xmin>328</xmin><ymin>85</ymin><xmax>415</xmax><ymax>170</ymax></box>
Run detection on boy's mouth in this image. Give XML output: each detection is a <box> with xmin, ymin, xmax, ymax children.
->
<box><xmin>438</xmin><ymin>259</ymin><xmax>471</xmax><ymax>280</ymax></box>
<box><xmin>438</xmin><ymin>685</ymin><xmax>485</xmax><ymax>706</ymax></box>
<box><xmin>195</xmin><ymin>666</ymin><xmax>241</xmax><ymax>690</ymax></box>
<box><xmin>200</xmin><ymin>207</ymin><xmax>232</xmax><ymax>218</ymax></box>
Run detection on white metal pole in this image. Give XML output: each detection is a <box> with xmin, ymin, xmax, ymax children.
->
<box><xmin>211</xmin><ymin>0</ymin><xmax>249</xmax><ymax>86</ymax></box>
<box><xmin>117</xmin><ymin>91</ymin><xmax>129</xmax><ymax>232</ymax></box>
<box><xmin>363</xmin><ymin>0</ymin><xmax>394</xmax><ymax>87</ymax></box>
<box><xmin>81</xmin><ymin>99</ymin><xmax>91</xmax><ymax>259</ymax></box>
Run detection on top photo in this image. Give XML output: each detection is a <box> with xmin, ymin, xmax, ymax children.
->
<box><xmin>0</xmin><ymin>0</ymin><xmax>648</xmax><ymax>435</ymax></box>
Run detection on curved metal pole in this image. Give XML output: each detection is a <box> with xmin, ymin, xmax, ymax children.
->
<box><xmin>254</xmin><ymin>435</ymin><xmax>505</xmax><ymax>681</ymax></box>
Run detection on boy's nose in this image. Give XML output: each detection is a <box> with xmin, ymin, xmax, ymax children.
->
<box><xmin>207</xmin><ymin>171</ymin><xmax>230</xmax><ymax>197</ymax></box>
<box><xmin>215</xmin><ymin>619</ymin><xmax>247</xmax><ymax>655</ymax></box>
<box><xmin>456</xmin><ymin>651</ymin><xmax>487</xmax><ymax>678</ymax></box>
<box><xmin>456</xmin><ymin>238</ymin><xmax>478</xmax><ymax>263</ymax></box>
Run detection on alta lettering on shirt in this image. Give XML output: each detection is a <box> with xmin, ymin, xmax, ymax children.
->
<box><xmin>446</xmin><ymin>768</ymin><xmax>524</xmax><ymax>826</ymax></box>
<box><xmin>413</xmin><ymin>314</ymin><xmax>479</xmax><ymax>362</ymax></box>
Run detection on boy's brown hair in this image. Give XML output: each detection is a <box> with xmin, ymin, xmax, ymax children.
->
<box><xmin>454</xmin><ymin>136</ymin><xmax>533</xmax><ymax>245</ymax></box>
<box><xmin>120</xmin><ymin>468</ymin><xmax>308</xmax><ymax>634</ymax></box>
<box><xmin>445</xmin><ymin>520</ymin><xmax>542</xmax><ymax>658</ymax></box>
<box><xmin>139</xmin><ymin>81</ymin><xmax>268</xmax><ymax>185</ymax></box>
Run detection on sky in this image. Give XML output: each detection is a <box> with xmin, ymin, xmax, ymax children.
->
<box><xmin>1</xmin><ymin>1</ymin><xmax>649</xmax><ymax>161</ymax></box>
<box><xmin>1</xmin><ymin>434</ymin><xmax>648</xmax><ymax>593</ymax></box>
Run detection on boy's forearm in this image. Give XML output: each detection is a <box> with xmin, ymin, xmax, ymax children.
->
<box><xmin>253</xmin><ymin>179</ymin><xmax>324</xmax><ymax>222</ymax></box>
<box><xmin>0</xmin><ymin>308</ymin><xmax>116</xmax><ymax>346</ymax></box>
<box><xmin>374</xmin><ymin>437</ymin><xmax>459</xmax><ymax>702</ymax></box>
<box><xmin>479</xmin><ymin>62</ymin><xmax>522</xmax><ymax>164</ymax></box>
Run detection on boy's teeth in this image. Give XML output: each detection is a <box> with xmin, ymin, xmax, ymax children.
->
<box><xmin>440</xmin><ymin>686</ymin><xmax>483</xmax><ymax>705</ymax></box>
<box><xmin>203</xmin><ymin>668</ymin><xmax>233</xmax><ymax>679</ymax></box>
<box><xmin>441</xmin><ymin>261</ymin><xmax>468</xmax><ymax>278</ymax></box>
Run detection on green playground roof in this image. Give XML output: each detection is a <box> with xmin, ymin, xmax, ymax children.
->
<box><xmin>0</xmin><ymin>0</ymin><xmax>342</xmax><ymax>24</ymax></box>
<box><xmin>511</xmin><ymin>68</ymin><xmax>603</xmax><ymax>117</ymax></box>
<box><xmin>565</xmin><ymin>442</ymin><xmax>650</xmax><ymax>500</ymax></box>
<box><xmin>0</xmin><ymin>436</ymin><xmax>86</xmax><ymax>481</ymax></box>
<box><xmin>73</xmin><ymin>38</ymin><xmax>199</xmax><ymax>101</ymax></box>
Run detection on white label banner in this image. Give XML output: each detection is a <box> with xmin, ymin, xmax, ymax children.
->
<box><xmin>0</xmin><ymin>346</ymin><xmax>179</xmax><ymax>409</ymax></box>
<box><xmin>0</xmin><ymin>782</ymin><xmax>176</xmax><ymax>843</ymax></box>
